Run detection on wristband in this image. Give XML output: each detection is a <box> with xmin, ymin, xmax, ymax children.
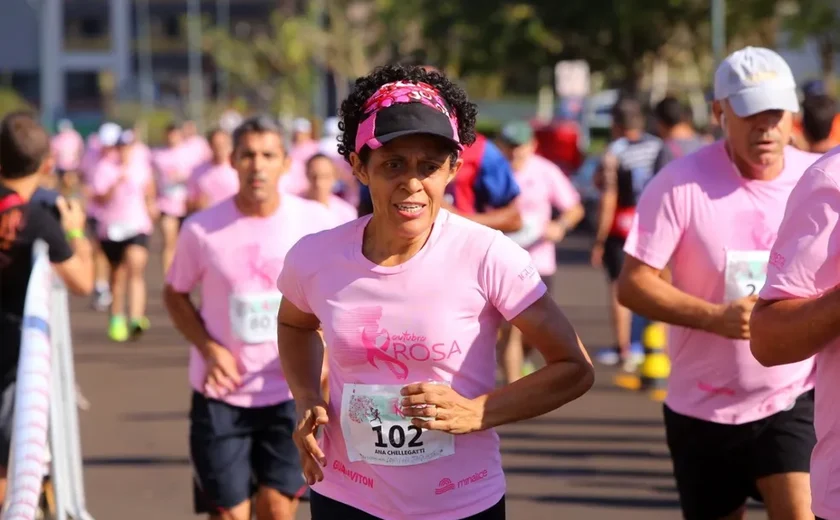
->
<box><xmin>66</xmin><ymin>229</ymin><xmax>85</xmax><ymax>240</ymax></box>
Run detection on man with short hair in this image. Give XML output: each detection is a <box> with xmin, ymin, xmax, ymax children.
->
<box><xmin>0</xmin><ymin>111</ymin><xmax>94</xmax><ymax>503</ymax></box>
<box><xmin>800</xmin><ymin>94</ymin><xmax>840</xmax><ymax>154</ymax></box>
<box><xmin>652</xmin><ymin>96</ymin><xmax>705</xmax><ymax>173</ymax></box>
<box><xmin>591</xmin><ymin>96</ymin><xmax>662</xmax><ymax>370</ymax></box>
<box><xmin>164</xmin><ymin>115</ymin><xmax>336</xmax><ymax>520</ymax></box>
<box><xmin>618</xmin><ymin>46</ymin><xmax>819</xmax><ymax>520</ymax></box>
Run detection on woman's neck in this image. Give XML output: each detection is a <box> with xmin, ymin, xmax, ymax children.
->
<box><xmin>362</xmin><ymin>215</ymin><xmax>433</xmax><ymax>266</ymax></box>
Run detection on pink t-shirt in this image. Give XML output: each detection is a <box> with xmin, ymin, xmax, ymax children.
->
<box><xmin>514</xmin><ymin>154</ymin><xmax>581</xmax><ymax>276</ymax></box>
<box><xmin>153</xmin><ymin>146</ymin><xmax>193</xmax><ymax>217</ymax></box>
<box><xmin>276</xmin><ymin>209</ymin><xmax>546</xmax><ymax>519</ymax></box>
<box><xmin>51</xmin><ymin>130</ymin><xmax>84</xmax><ymax>171</ymax></box>
<box><xmin>759</xmin><ymin>147</ymin><xmax>840</xmax><ymax>519</ymax></box>
<box><xmin>187</xmin><ymin>161</ymin><xmax>239</xmax><ymax>208</ymax></box>
<box><xmin>91</xmin><ymin>155</ymin><xmax>153</xmax><ymax>241</ymax></box>
<box><xmin>279</xmin><ymin>160</ymin><xmax>309</xmax><ymax>196</ymax></box>
<box><xmin>624</xmin><ymin>142</ymin><xmax>818</xmax><ymax>424</ymax></box>
<box><xmin>165</xmin><ymin>195</ymin><xmax>337</xmax><ymax>408</ymax></box>
<box><xmin>290</xmin><ymin>140</ymin><xmax>320</xmax><ymax>164</ymax></box>
<box><xmin>321</xmin><ymin>194</ymin><xmax>357</xmax><ymax>225</ymax></box>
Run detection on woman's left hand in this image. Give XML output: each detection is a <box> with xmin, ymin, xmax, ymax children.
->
<box><xmin>400</xmin><ymin>382</ymin><xmax>484</xmax><ymax>435</ymax></box>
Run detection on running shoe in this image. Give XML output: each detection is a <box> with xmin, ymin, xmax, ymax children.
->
<box><xmin>91</xmin><ymin>287</ymin><xmax>112</xmax><ymax>312</ymax></box>
<box><xmin>108</xmin><ymin>315</ymin><xmax>129</xmax><ymax>342</ymax></box>
<box><xmin>594</xmin><ymin>346</ymin><xmax>621</xmax><ymax>366</ymax></box>
<box><xmin>130</xmin><ymin>316</ymin><xmax>150</xmax><ymax>341</ymax></box>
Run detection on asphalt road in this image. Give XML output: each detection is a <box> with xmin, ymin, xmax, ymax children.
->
<box><xmin>68</xmin><ymin>232</ymin><xmax>765</xmax><ymax>519</ymax></box>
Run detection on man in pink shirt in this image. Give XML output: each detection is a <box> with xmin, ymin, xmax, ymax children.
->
<box><xmin>497</xmin><ymin>120</ymin><xmax>585</xmax><ymax>383</ymax></box>
<box><xmin>617</xmin><ymin>46</ymin><xmax>819</xmax><ymax>520</ymax></box>
<box><xmin>750</xmin><ymin>149</ymin><xmax>840</xmax><ymax>520</ymax></box>
<box><xmin>186</xmin><ymin>128</ymin><xmax>238</xmax><ymax>213</ymax></box>
<box><xmin>163</xmin><ymin>115</ymin><xmax>336</xmax><ymax>520</ymax></box>
<box><xmin>50</xmin><ymin>119</ymin><xmax>84</xmax><ymax>196</ymax></box>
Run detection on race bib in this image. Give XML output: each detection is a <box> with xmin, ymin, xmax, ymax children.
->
<box><xmin>164</xmin><ymin>184</ymin><xmax>188</xmax><ymax>199</ymax></box>
<box><xmin>229</xmin><ymin>291</ymin><xmax>283</xmax><ymax>344</ymax></box>
<box><xmin>724</xmin><ymin>250</ymin><xmax>770</xmax><ymax>301</ymax></box>
<box><xmin>341</xmin><ymin>384</ymin><xmax>455</xmax><ymax>467</ymax></box>
<box><xmin>505</xmin><ymin>215</ymin><xmax>543</xmax><ymax>249</ymax></box>
<box><xmin>106</xmin><ymin>222</ymin><xmax>142</xmax><ymax>242</ymax></box>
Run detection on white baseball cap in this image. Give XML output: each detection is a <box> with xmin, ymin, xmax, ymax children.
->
<box><xmin>714</xmin><ymin>46</ymin><xmax>799</xmax><ymax>117</ymax></box>
<box><xmin>98</xmin><ymin>122</ymin><xmax>123</xmax><ymax>147</ymax></box>
<box><xmin>293</xmin><ymin>117</ymin><xmax>312</xmax><ymax>134</ymax></box>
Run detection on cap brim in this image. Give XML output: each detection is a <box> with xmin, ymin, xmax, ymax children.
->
<box><xmin>728</xmin><ymin>88</ymin><xmax>800</xmax><ymax>117</ymax></box>
<box><xmin>375</xmin><ymin>129</ymin><xmax>463</xmax><ymax>150</ymax></box>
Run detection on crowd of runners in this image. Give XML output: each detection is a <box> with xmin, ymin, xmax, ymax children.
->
<box><xmin>4</xmin><ymin>45</ymin><xmax>840</xmax><ymax>520</ymax></box>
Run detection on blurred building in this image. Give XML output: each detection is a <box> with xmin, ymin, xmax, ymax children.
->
<box><xmin>0</xmin><ymin>0</ymin><xmax>277</xmax><ymax>119</ymax></box>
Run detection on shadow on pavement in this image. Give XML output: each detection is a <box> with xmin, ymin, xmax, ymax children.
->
<box><xmin>84</xmin><ymin>456</ymin><xmax>190</xmax><ymax>467</ymax></box>
<box><xmin>121</xmin><ymin>410</ymin><xmax>188</xmax><ymax>422</ymax></box>
<box><xmin>511</xmin><ymin>494</ymin><xmax>681</xmax><ymax>508</ymax></box>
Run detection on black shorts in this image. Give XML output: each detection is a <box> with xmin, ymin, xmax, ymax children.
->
<box><xmin>159</xmin><ymin>212</ymin><xmax>187</xmax><ymax>229</ymax></box>
<box><xmin>85</xmin><ymin>217</ymin><xmax>98</xmax><ymax>239</ymax></box>
<box><xmin>190</xmin><ymin>392</ymin><xmax>307</xmax><ymax>513</ymax></box>
<box><xmin>664</xmin><ymin>390</ymin><xmax>816</xmax><ymax>520</ymax></box>
<box><xmin>310</xmin><ymin>491</ymin><xmax>505</xmax><ymax>520</ymax></box>
<box><xmin>99</xmin><ymin>234</ymin><xmax>149</xmax><ymax>266</ymax></box>
<box><xmin>602</xmin><ymin>235</ymin><xmax>626</xmax><ymax>281</ymax></box>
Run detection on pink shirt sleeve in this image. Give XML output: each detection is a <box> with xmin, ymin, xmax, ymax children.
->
<box><xmin>623</xmin><ymin>169</ymin><xmax>687</xmax><ymax>270</ymax></box>
<box><xmin>546</xmin><ymin>165</ymin><xmax>581</xmax><ymax>211</ymax></box>
<box><xmin>276</xmin><ymin>236</ymin><xmax>315</xmax><ymax>314</ymax></box>
<box><xmin>761</xmin><ymin>167</ymin><xmax>840</xmax><ymax>300</ymax></box>
<box><xmin>165</xmin><ymin>220</ymin><xmax>206</xmax><ymax>293</ymax></box>
<box><xmin>480</xmin><ymin>232</ymin><xmax>547</xmax><ymax>321</ymax></box>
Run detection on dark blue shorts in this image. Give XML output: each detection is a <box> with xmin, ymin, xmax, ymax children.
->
<box><xmin>190</xmin><ymin>392</ymin><xmax>308</xmax><ymax>513</ymax></box>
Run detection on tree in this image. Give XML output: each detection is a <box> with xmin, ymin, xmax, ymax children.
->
<box><xmin>783</xmin><ymin>0</ymin><xmax>840</xmax><ymax>90</ymax></box>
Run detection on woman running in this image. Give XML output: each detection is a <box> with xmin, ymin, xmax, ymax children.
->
<box><xmin>92</xmin><ymin>129</ymin><xmax>157</xmax><ymax>342</ymax></box>
<box><xmin>276</xmin><ymin>64</ymin><xmax>594</xmax><ymax>520</ymax></box>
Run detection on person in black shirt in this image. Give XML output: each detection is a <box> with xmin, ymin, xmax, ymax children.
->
<box><xmin>0</xmin><ymin>111</ymin><xmax>93</xmax><ymax>503</ymax></box>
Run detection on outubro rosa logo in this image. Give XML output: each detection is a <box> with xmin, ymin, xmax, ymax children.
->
<box><xmin>332</xmin><ymin>307</ymin><xmax>464</xmax><ymax>380</ymax></box>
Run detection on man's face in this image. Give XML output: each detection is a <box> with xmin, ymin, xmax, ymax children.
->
<box><xmin>716</xmin><ymin>100</ymin><xmax>793</xmax><ymax>169</ymax></box>
<box><xmin>231</xmin><ymin>131</ymin><xmax>287</xmax><ymax>204</ymax></box>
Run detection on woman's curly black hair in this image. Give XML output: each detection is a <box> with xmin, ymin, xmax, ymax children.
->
<box><xmin>336</xmin><ymin>64</ymin><xmax>478</xmax><ymax>163</ymax></box>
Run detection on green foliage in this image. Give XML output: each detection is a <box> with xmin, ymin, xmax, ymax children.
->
<box><xmin>0</xmin><ymin>88</ymin><xmax>33</xmax><ymax>119</ymax></box>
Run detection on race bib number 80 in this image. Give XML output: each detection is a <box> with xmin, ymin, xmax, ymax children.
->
<box><xmin>724</xmin><ymin>250</ymin><xmax>770</xmax><ymax>302</ymax></box>
<box><xmin>341</xmin><ymin>384</ymin><xmax>455</xmax><ymax>467</ymax></box>
<box><xmin>229</xmin><ymin>291</ymin><xmax>283</xmax><ymax>344</ymax></box>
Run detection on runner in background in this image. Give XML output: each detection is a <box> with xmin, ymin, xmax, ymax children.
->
<box><xmin>152</xmin><ymin>123</ymin><xmax>190</xmax><ymax>274</ymax></box>
<box><xmin>186</xmin><ymin>128</ymin><xmax>237</xmax><ymax>214</ymax></box>
<box><xmin>318</xmin><ymin>117</ymin><xmax>358</xmax><ymax>206</ymax></box>
<box><xmin>290</xmin><ymin>117</ymin><xmax>320</xmax><ymax>164</ymax></box>
<box><xmin>81</xmin><ymin>122</ymin><xmax>122</xmax><ymax>311</ymax></box>
<box><xmin>791</xmin><ymin>80</ymin><xmax>840</xmax><ymax>150</ymax></box>
<box><xmin>50</xmin><ymin>118</ymin><xmax>84</xmax><ymax>198</ymax></box>
<box><xmin>799</xmin><ymin>94</ymin><xmax>840</xmax><ymax>154</ymax></box>
<box><xmin>653</xmin><ymin>96</ymin><xmax>705</xmax><ymax>173</ymax></box>
<box><xmin>591</xmin><ymin>97</ymin><xmax>661</xmax><ymax>371</ymax></box>
<box><xmin>92</xmin><ymin>129</ymin><xmax>157</xmax><ymax>342</ymax></box>
<box><xmin>0</xmin><ymin>112</ymin><xmax>93</xmax><ymax>503</ymax></box>
<box><xmin>496</xmin><ymin>120</ymin><xmax>585</xmax><ymax>382</ymax></box>
<box><xmin>164</xmin><ymin>115</ymin><xmax>336</xmax><ymax>520</ymax></box>
<box><xmin>618</xmin><ymin>46</ymin><xmax>818</xmax><ymax>520</ymax></box>
<box><xmin>276</xmin><ymin>64</ymin><xmax>593</xmax><ymax>520</ymax></box>
<box><xmin>750</xmin><ymin>143</ymin><xmax>840</xmax><ymax>520</ymax></box>
<box><xmin>302</xmin><ymin>153</ymin><xmax>358</xmax><ymax>225</ymax></box>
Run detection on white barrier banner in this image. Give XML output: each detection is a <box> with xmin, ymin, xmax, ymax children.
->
<box><xmin>3</xmin><ymin>242</ymin><xmax>52</xmax><ymax>519</ymax></box>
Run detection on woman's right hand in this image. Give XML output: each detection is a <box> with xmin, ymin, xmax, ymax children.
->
<box><xmin>294</xmin><ymin>402</ymin><xmax>329</xmax><ymax>485</ymax></box>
